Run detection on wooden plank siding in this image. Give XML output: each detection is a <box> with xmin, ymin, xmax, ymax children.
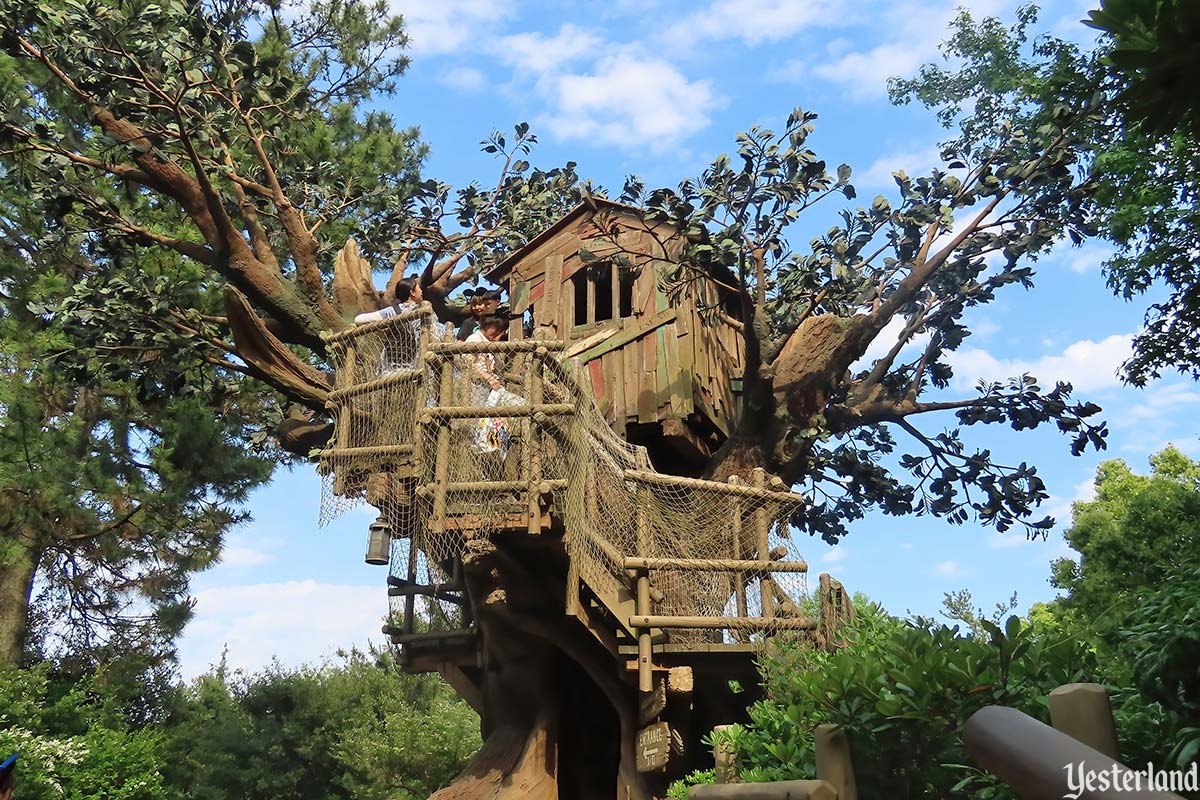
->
<box><xmin>493</xmin><ymin>202</ymin><xmax>743</xmax><ymax>440</ymax></box>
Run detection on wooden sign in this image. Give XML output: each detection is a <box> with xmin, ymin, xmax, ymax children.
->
<box><xmin>636</xmin><ymin>722</ymin><xmax>672</xmax><ymax>773</ymax></box>
<box><xmin>639</xmin><ymin>679</ymin><xmax>667</xmax><ymax>725</ymax></box>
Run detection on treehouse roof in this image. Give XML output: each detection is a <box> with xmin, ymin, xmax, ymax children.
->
<box><xmin>484</xmin><ymin>197</ymin><xmax>647</xmax><ymax>284</ymax></box>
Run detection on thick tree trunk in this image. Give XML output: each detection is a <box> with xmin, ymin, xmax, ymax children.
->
<box><xmin>0</xmin><ymin>541</ymin><xmax>39</xmax><ymax>667</ymax></box>
<box><xmin>429</xmin><ymin>541</ymin><xmax>651</xmax><ymax>800</ymax></box>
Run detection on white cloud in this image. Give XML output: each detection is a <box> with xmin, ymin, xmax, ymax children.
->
<box><xmin>496</xmin><ymin>24</ymin><xmax>603</xmax><ymax>74</ymax></box>
<box><xmin>662</xmin><ymin>0</ymin><xmax>845</xmax><ymax>48</ymax></box>
<box><xmin>218</xmin><ymin>546</ymin><xmax>274</xmax><ymax>568</ymax></box>
<box><xmin>946</xmin><ymin>333</ymin><xmax>1133</xmax><ymax>392</ymax></box>
<box><xmin>811</xmin><ymin>41</ymin><xmax>930</xmax><ymax>102</ymax></box>
<box><xmin>534</xmin><ymin>48</ymin><xmax>721</xmax><ymax>151</ymax></box>
<box><xmin>858</xmin><ymin>145</ymin><xmax>941</xmax><ymax>188</ymax></box>
<box><xmin>439</xmin><ymin>66</ymin><xmax>487</xmax><ymax>92</ymax></box>
<box><xmin>972</xmin><ymin>318</ymin><xmax>1001</xmax><ymax>339</ymax></box>
<box><xmin>488</xmin><ymin>25</ymin><xmax>720</xmax><ymax>152</ymax></box>
<box><xmin>986</xmin><ymin>531</ymin><xmax>1031</xmax><ymax>549</ymax></box>
<box><xmin>388</xmin><ymin>0</ymin><xmax>508</xmax><ymax>55</ymax></box>
<box><xmin>934</xmin><ymin>559</ymin><xmax>960</xmax><ymax>577</ymax></box>
<box><xmin>178</xmin><ymin>581</ymin><xmax>384</xmax><ymax>680</ymax></box>
<box><xmin>821</xmin><ymin>547</ymin><xmax>848</xmax><ymax>564</ymax></box>
<box><xmin>804</xmin><ymin>0</ymin><xmax>1009</xmax><ymax>101</ymax></box>
<box><xmin>858</xmin><ymin>315</ymin><xmax>932</xmax><ymax>367</ymax></box>
<box><xmin>1057</xmin><ymin>244</ymin><xmax>1113</xmax><ymax>274</ymax></box>
<box><xmin>1124</xmin><ymin>382</ymin><xmax>1200</xmax><ymax>423</ymax></box>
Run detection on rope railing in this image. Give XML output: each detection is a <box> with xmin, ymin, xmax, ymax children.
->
<box><xmin>319</xmin><ymin>310</ymin><xmax>814</xmax><ymax>655</ymax></box>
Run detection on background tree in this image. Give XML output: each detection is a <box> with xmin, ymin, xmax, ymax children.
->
<box><xmin>1050</xmin><ymin>445</ymin><xmax>1200</xmax><ymax>613</ymax></box>
<box><xmin>0</xmin><ymin>0</ymin><xmax>1123</xmax><ymax>795</ymax></box>
<box><xmin>0</xmin><ymin>187</ymin><xmax>275</xmax><ymax>668</ymax></box>
<box><xmin>160</xmin><ymin>649</ymin><xmax>480</xmax><ymax>800</ymax></box>
<box><xmin>890</xmin><ymin>1</ymin><xmax>1200</xmax><ymax>385</ymax></box>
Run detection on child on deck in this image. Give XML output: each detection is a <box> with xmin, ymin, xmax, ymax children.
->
<box><xmin>464</xmin><ymin>315</ymin><xmax>522</xmax><ymax>453</ymax></box>
<box><xmin>353</xmin><ymin>278</ymin><xmax>427</xmax><ymax>371</ymax></box>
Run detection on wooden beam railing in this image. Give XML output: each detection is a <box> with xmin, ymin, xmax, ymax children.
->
<box><xmin>964</xmin><ymin>705</ymin><xmax>1186</xmax><ymax>800</ymax></box>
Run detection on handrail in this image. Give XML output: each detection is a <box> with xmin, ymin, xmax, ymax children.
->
<box><xmin>623</xmin><ymin>469</ymin><xmax>807</xmax><ymax>505</ymax></box>
<box><xmin>963</xmin><ymin>705</ymin><xmax>1186</xmax><ymax>800</ymax></box>
<box><xmin>325</xmin><ymin>303</ymin><xmax>435</xmax><ymax>344</ymax></box>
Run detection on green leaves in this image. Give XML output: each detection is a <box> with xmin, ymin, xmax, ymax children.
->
<box><xmin>727</xmin><ymin>600</ymin><xmax>1096</xmax><ymax>797</ymax></box>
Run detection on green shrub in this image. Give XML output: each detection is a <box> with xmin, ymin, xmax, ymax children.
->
<box><xmin>718</xmin><ymin>605</ymin><xmax>1094</xmax><ymax>799</ymax></box>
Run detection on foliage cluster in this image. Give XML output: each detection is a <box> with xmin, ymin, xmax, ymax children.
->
<box><xmin>0</xmin><ymin>649</ymin><xmax>479</xmax><ymax>800</ymax></box>
<box><xmin>670</xmin><ymin>446</ymin><xmax>1200</xmax><ymax>799</ymax></box>
<box><xmin>891</xmin><ymin>1</ymin><xmax>1200</xmax><ymax>385</ymax></box>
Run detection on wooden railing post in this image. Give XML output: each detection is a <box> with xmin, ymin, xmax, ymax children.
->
<box><xmin>814</xmin><ymin>724</ymin><xmax>857</xmax><ymax>800</ymax></box>
<box><xmin>331</xmin><ymin>340</ymin><xmax>356</xmax><ymax>495</ymax></box>
<box><xmin>1049</xmin><ymin>683</ymin><xmax>1120</xmax><ymax>760</ymax></box>
<box><xmin>728</xmin><ymin>476</ymin><xmax>747</xmax><ymax>642</ymax></box>
<box><xmin>429</xmin><ymin>324</ymin><xmax>456</xmax><ymax>538</ymax></box>
<box><xmin>751</xmin><ymin>468</ymin><xmax>773</xmax><ymax>622</ymax></box>
<box><xmin>409</xmin><ymin>308</ymin><xmax>431</xmax><ymax>474</ymax></box>
<box><xmin>526</xmin><ymin>346</ymin><xmax>546</xmax><ymax>537</ymax></box>
<box><xmin>635</xmin><ymin>484</ymin><xmax>653</xmax><ymax>692</ymax></box>
<box><xmin>712</xmin><ymin>724</ymin><xmax>737</xmax><ymax>784</ymax></box>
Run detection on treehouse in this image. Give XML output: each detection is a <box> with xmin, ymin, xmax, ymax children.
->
<box><xmin>316</xmin><ymin>205</ymin><xmax>852</xmax><ymax>800</ymax></box>
<box><xmin>485</xmin><ymin>198</ymin><xmax>745</xmax><ymax>473</ymax></box>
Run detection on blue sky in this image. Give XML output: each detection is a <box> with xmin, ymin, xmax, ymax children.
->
<box><xmin>174</xmin><ymin>0</ymin><xmax>1200</xmax><ymax>679</ymax></box>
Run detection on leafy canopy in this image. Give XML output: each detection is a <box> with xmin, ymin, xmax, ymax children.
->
<box><xmin>891</xmin><ymin>2</ymin><xmax>1200</xmax><ymax>385</ymax></box>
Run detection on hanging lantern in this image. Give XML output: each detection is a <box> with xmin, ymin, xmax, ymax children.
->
<box><xmin>365</xmin><ymin>517</ymin><xmax>391</xmax><ymax>565</ymax></box>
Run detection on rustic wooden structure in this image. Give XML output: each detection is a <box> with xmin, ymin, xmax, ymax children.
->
<box><xmin>485</xmin><ymin>198</ymin><xmax>745</xmax><ymax>470</ymax></box>
<box><xmin>318</xmin><ymin>206</ymin><xmax>854</xmax><ymax>799</ymax></box>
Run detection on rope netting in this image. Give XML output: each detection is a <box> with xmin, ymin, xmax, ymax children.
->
<box><xmin>318</xmin><ymin>304</ymin><xmax>813</xmax><ymax>643</ymax></box>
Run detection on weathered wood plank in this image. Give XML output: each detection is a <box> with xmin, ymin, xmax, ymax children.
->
<box><xmin>589</xmin><ymin>359</ymin><xmax>607</xmax><ymax>409</ymax></box>
<box><xmin>656</xmin><ymin>327</ymin><xmax>670</xmax><ymax>411</ymax></box>
<box><xmin>608</xmin><ymin>348</ymin><xmax>626</xmax><ymax>425</ymax></box>
<box><xmin>574</xmin><ymin>309</ymin><xmax>677</xmax><ymax>364</ymax></box>
<box><xmin>639</xmin><ymin>679</ymin><xmax>667</xmax><ymax>726</ymax></box>
<box><xmin>636</xmin><ymin>722</ymin><xmax>673</xmax><ymax>773</ymax></box>
<box><xmin>543</xmin><ymin>253</ymin><xmax>563</xmax><ymax>334</ymax></box>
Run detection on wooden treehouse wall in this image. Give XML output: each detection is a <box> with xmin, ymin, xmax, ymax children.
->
<box><xmin>493</xmin><ymin>202</ymin><xmax>745</xmax><ymax>448</ymax></box>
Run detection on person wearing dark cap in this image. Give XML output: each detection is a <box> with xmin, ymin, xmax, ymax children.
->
<box><xmin>1</xmin><ymin>753</ymin><xmax>17</xmax><ymax>800</ymax></box>
<box><xmin>456</xmin><ymin>289</ymin><xmax>503</xmax><ymax>341</ymax></box>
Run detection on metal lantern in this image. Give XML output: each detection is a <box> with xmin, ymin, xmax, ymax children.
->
<box><xmin>365</xmin><ymin>517</ymin><xmax>391</xmax><ymax>565</ymax></box>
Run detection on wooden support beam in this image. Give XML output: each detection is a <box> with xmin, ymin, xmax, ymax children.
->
<box><xmin>623</xmin><ymin>469</ymin><xmax>806</xmax><ymax>505</ymax></box>
<box><xmin>325</xmin><ymin>368</ymin><xmax>421</xmax><ymax>404</ymax></box>
<box><xmin>622</xmin><ymin>557</ymin><xmax>808</xmax><ymax>573</ymax></box>
<box><xmin>420</xmin><ymin>479</ymin><xmax>565</xmax><ymax>495</ymax></box>
<box><xmin>428</xmin><ymin>339</ymin><xmax>566</xmax><ymax>354</ymax></box>
<box><xmin>424</xmin><ymin>403</ymin><xmax>574</xmax><ymax>420</ymax></box>
<box><xmin>635</xmin><ymin>486</ymin><xmax>653</xmax><ymax>693</ymax></box>
<box><xmin>387</xmin><ymin>584</ymin><xmax>464</xmax><ymax>604</ymax></box>
<box><xmin>385</xmin><ymin>627</ymin><xmax>478</xmax><ymax>645</ymax></box>
<box><xmin>729</xmin><ymin>475</ymin><xmax>748</xmax><ymax>643</ymax></box>
<box><xmin>325</xmin><ymin>303</ymin><xmax>431</xmax><ymax>343</ymax></box>
<box><xmin>573</xmin><ymin>308</ymin><xmax>677</xmax><ymax>364</ymax></box>
<box><xmin>627</xmin><ymin>615</ymin><xmax>817</xmax><ymax>630</ymax></box>
<box><xmin>752</xmin><ymin>468</ymin><xmax>774</xmax><ymax>622</ymax></box>
<box><xmin>318</xmin><ymin>444</ymin><xmax>414</xmax><ymax>458</ymax></box>
<box><xmin>429</xmin><ymin>324</ymin><xmax>456</xmax><ymax>538</ymax></box>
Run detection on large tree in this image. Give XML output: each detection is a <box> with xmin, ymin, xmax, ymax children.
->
<box><xmin>0</xmin><ymin>184</ymin><xmax>278</xmax><ymax>668</ymax></box>
<box><xmin>0</xmin><ymin>0</ymin><xmax>1113</xmax><ymax>796</ymax></box>
<box><xmin>890</xmin><ymin>1</ymin><xmax>1200</xmax><ymax>386</ymax></box>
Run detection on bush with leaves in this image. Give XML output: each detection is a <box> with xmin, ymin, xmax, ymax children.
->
<box><xmin>159</xmin><ymin>648</ymin><xmax>480</xmax><ymax>800</ymax></box>
<box><xmin>694</xmin><ymin>603</ymin><xmax>1098</xmax><ymax>799</ymax></box>
<box><xmin>0</xmin><ymin>663</ymin><xmax>167</xmax><ymax>800</ymax></box>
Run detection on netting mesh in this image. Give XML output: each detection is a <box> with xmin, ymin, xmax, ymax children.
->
<box><xmin>319</xmin><ymin>305</ymin><xmax>813</xmax><ymax>644</ymax></box>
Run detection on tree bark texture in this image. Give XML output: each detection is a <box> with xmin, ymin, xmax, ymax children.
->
<box><xmin>0</xmin><ymin>540</ymin><xmax>38</xmax><ymax>667</ymax></box>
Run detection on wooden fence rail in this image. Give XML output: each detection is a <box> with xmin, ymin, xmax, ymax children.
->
<box><xmin>697</xmin><ymin>683</ymin><xmax>1189</xmax><ymax>800</ymax></box>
